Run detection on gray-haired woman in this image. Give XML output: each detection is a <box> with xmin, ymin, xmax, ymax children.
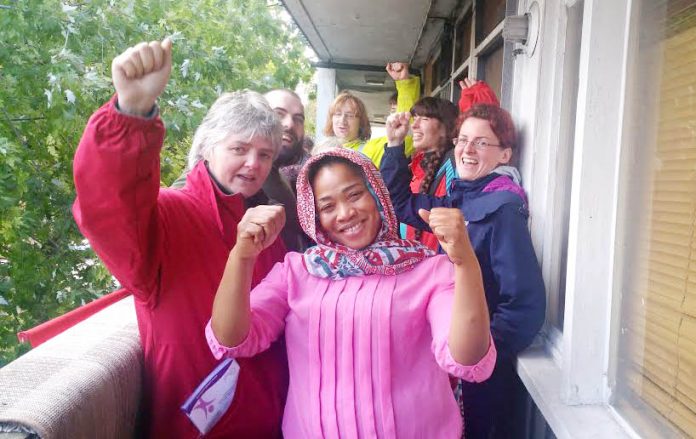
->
<box><xmin>72</xmin><ymin>39</ymin><xmax>288</xmax><ymax>438</ymax></box>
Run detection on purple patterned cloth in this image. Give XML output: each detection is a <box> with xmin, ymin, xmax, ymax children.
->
<box><xmin>483</xmin><ymin>175</ymin><xmax>528</xmax><ymax>206</ymax></box>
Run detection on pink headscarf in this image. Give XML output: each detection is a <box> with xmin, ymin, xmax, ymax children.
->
<box><xmin>296</xmin><ymin>148</ymin><xmax>435</xmax><ymax>279</ymax></box>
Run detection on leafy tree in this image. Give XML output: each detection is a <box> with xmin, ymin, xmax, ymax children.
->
<box><xmin>0</xmin><ymin>0</ymin><xmax>312</xmax><ymax>365</ymax></box>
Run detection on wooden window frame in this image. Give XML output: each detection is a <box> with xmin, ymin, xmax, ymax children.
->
<box><xmin>428</xmin><ymin>0</ymin><xmax>512</xmax><ymax>104</ymax></box>
<box><xmin>514</xmin><ymin>0</ymin><xmax>680</xmax><ymax>436</ymax></box>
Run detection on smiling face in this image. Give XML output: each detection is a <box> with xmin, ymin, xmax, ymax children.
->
<box><xmin>331</xmin><ymin>102</ymin><xmax>361</xmax><ymax>142</ymax></box>
<box><xmin>412</xmin><ymin>115</ymin><xmax>446</xmax><ymax>152</ymax></box>
<box><xmin>265</xmin><ymin>90</ymin><xmax>305</xmax><ymax>162</ymax></box>
<box><xmin>454</xmin><ymin>117</ymin><xmax>512</xmax><ymax>181</ymax></box>
<box><xmin>205</xmin><ymin>134</ymin><xmax>275</xmax><ymax>197</ymax></box>
<box><xmin>312</xmin><ymin>162</ymin><xmax>381</xmax><ymax>250</ymax></box>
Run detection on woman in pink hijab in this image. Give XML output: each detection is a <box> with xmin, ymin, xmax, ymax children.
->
<box><xmin>206</xmin><ymin>148</ymin><xmax>496</xmax><ymax>438</ymax></box>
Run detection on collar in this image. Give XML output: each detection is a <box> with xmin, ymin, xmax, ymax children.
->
<box><xmin>451</xmin><ymin>172</ymin><xmax>500</xmax><ymax>192</ymax></box>
<box><xmin>343</xmin><ymin>138</ymin><xmax>363</xmax><ymax>149</ymax></box>
<box><xmin>183</xmin><ymin>161</ymin><xmax>246</xmax><ymax>236</ymax></box>
<box><xmin>451</xmin><ymin>173</ymin><xmax>527</xmax><ymax>222</ymax></box>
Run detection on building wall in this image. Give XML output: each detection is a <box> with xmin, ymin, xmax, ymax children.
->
<box><xmin>510</xmin><ymin>0</ymin><xmax>696</xmax><ymax>437</ymax></box>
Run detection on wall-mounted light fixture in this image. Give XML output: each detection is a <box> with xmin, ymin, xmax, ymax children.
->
<box><xmin>364</xmin><ymin>74</ymin><xmax>385</xmax><ymax>86</ymax></box>
<box><xmin>503</xmin><ymin>0</ymin><xmax>540</xmax><ymax>57</ymax></box>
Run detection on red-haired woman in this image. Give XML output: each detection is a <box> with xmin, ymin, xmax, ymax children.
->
<box><xmin>394</xmin><ymin>79</ymin><xmax>500</xmax><ymax>252</ymax></box>
<box><xmin>382</xmin><ymin>101</ymin><xmax>546</xmax><ymax>438</ymax></box>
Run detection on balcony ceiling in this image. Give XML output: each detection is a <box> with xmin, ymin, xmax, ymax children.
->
<box><xmin>282</xmin><ymin>0</ymin><xmax>460</xmax><ymax>122</ymax></box>
<box><xmin>283</xmin><ymin>0</ymin><xmax>460</xmax><ymax>67</ymax></box>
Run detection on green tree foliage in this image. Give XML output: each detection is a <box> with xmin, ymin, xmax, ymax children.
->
<box><xmin>0</xmin><ymin>0</ymin><xmax>312</xmax><ymax>365</ymax></box>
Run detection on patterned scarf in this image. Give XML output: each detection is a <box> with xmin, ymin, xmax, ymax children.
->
<box><xmin>296</xmin><ymin>148</ymin><xmax>435</xmax><ymax>279</ymax></box>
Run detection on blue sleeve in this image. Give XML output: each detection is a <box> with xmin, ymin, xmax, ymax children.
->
<box><xmin>380</xmin><ymin>145</ymin><xmax>450</xmax><ymax>232</ymax></box>
<box><xmin>488</xmin><ymin>204</ymin><xmax>546</xmax><ymax>358</ymax></box>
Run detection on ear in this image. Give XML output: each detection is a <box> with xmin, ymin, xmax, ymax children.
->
<box><xmin>499</xmin><ymin>147</ymin><xmax>513</xmax><ymax>165</ymax></box>
<box><xmin>201</xmin><ymin>143</ymin><xmax>215</xmax><ymax>162</ymax></box>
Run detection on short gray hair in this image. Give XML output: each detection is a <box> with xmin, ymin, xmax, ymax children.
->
<box><xmin>187</xmin><ymin>90</ymin><xmax>282</xmax><ymax>169</ymax></box>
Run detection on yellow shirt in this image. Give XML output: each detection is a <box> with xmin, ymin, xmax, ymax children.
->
<box><xmin>344</xmin><ymin>76</ymin><xmax>420</xmax><ymax>168</ymax></box>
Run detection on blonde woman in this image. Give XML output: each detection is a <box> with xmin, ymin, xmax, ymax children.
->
<box><xmin>323</xmin><ymin>63</ymin><xmax>419</xmax><ymax>168</ymax></box>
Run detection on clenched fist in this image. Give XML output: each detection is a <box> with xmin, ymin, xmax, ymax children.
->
<box><xmin>386</xmin><ymin>111</ymin><xmax>411</xmax><ymax>147</ymax></box>
<box><xmin>386</xmin><ymin>62</ymin><xmax>410</xmax><ymax>81</ymax></box>
<box><xmin>112</xmin><ymin>39</ymin><xmax>173</xmax><ymax>116</ymax></box>
<box><xmin>234</xmin><ymin>205</ymin><xmax>286</xmax><ymax>259</ymax></box>
<box><xmin>418</xmin><ymin>208</ymin><xmax>475</xmax><ymax>266</ymax></box>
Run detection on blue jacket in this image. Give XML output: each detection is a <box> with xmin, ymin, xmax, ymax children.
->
<box><xmin>381</xmin><ymin>145</ymin><xmax>546</xmax><ymax>359</ymax></box>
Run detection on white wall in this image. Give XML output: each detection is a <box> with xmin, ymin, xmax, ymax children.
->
<box><xmin>315</xmin><ymin>68</ymin><xmax>337</xmax><ymax>142</ymax></box>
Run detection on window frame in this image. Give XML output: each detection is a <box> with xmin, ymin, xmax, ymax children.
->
<box><xmin>512</xmin><ymin>0</ymin><xmax>656</xmax><ymax>436</ymax></box>
<box><xmin>427</xmin><ymin>0</ymin><xmax>512</xmax><ymax>102</ymax></box>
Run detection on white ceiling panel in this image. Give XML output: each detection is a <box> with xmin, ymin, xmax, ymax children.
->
<box><xmin>282</xmin><ymin>0</ymin><xmax>461</xmax><ymax>67</ymax></box>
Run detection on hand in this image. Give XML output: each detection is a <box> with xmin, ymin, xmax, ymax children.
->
<box><xmin>458</xmin><ymin>78</ymin><xmax>476</xmax><ymax>90</ymax></box>
<box><xmin>386</xmin><ymin>62</ymin><xmax>410</xmax><ymax>81</ymax></box>
<box><xmin>418</xmin><ymin>208</ymin><xmax>474</xmax><ymax>265</ymax></box>
<box><xmin>233</xmin><ymin>205</ymin><xmax>286</xmax><ymax>260</ymax></box>
<box><xmin>112</xmin><ymin>39</ymin><xmax>173</xmax><ymax>116</ymax></box>
<box><xmin>386</xmin><ymin>111</ymin><xmax>411</xmax><ymax>146</ymax></box>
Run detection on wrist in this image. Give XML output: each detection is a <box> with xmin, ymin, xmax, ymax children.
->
<box><xmin>386</xmin><ymin>140</ymin><xmax>405</xmax><ymax>148</ymax></box>
<box><xmin>229</xmin><ymin>246</ymin><xmax>258</xmax><ymax>264</ymax></box>
<box><xmin>116</xmin><ymin>96</ymin><xmax>157</xmax><ymax>117</ymax></box>
<box><xmin>452</xmin><ymin>252</ymin><xmax>479</xmax><ymax>268</ymax></box>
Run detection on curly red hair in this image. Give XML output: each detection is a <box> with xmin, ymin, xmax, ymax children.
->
<box><xmin>458</xmin><ymin>104</ymin><xmax>516</xmax><ymax>151</ymax></box>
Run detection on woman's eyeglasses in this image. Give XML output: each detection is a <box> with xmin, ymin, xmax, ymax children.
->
<box><xmin>452</xmin><ymin>137</ymin><xmax>501</xmax><ymax>150</ymax></box>
<box><xmin>333</xmin><ymin>112</ymin><xmax>358</xmax><ymax>120</ymax></box>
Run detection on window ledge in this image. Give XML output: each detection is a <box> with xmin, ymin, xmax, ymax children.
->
<box><xmin>517</xmin><ymin>347</ymin><xmax>637</xmax><ymax>439</ymax></box>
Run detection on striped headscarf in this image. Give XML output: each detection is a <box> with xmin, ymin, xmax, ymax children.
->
<box><xmin>296</xmin><ymin>148</ymin><xmax>434</xmax><ymax>279</ymax></box>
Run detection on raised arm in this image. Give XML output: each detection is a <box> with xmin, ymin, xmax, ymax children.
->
<box><xmin>386</xmin><ymin>62</ymin><xmax>420</xmax><ymax>113</ymax></box>
<box><xmin>210</xmin><ymin>205</ymin><xmax>286</xmax><ymax>348</ymax></box>
<box><xmin>421</xmin><ymin>208</ymin><xmax>490</xmax><ymax>365</ymax></box>
<box><xmin>457</xmin><ymin>78</ymin><xmax>499</xmax><ymax>114</ymax></box>
<box><xmin>72</xmin><ymin>40</ymin><xmax>172</xmax><ymax>301</ymax></box>
<box><xmin>386</xmin><ymin>62</ymin><xmax>420</xmax><ymax>157</ymax></box>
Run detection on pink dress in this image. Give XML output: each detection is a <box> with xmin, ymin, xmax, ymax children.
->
<box><xmin>206</xmin><ymin>253</ymin><xmax>496</xmax><ymax>438</ymax></box>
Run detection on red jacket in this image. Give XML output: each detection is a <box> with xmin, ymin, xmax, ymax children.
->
<box><xmin>73</xmin><ymin>98</ymin><xmax>288</xmax><ymax>438</ymax></box>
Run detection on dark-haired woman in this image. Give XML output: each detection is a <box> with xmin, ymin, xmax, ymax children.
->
<box><xmin>397</xmin><ymin>79</ymin><xmax>500</xmax><ymax>252</ymax></box>
<box><xmin>207</xmin><ymin>148</ymin><xmax>496</xmax><ymax>438</ymax></box>
<box><xmin>400</xmin><ymin>96</ymin><xmax>459</xmax><ymax>251</ymax></box>
<box><xmin>382</xmin><ymin>103</ymin><xmax>546</xmax><ymax>438</ymax></box>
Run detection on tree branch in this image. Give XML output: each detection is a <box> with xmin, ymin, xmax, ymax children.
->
<box><xmin>1</xmin><ymin>108</ymin><xmax>27</xmax><ymax>147</ymax></box>
<box><xmin>9</xmin><ymin>116</ymin><xmax>47</xmax><ymax>122</ymax></box>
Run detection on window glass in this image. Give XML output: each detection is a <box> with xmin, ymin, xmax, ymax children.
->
<box><xmin>431</xmin><ymin>53</ymin><xmax>443</xmax><ymax>91</ymax></box>
<box><xmin>614</xmin><ymin>1</ymin><xmax>696</xmax><ymax>436</ymax></box>
<box><xmin>455</xmin><ymin>13</ymin><xmax>473</xmax><ymax>66</ymax></box>
<box><xmin>424</xmin><ymin>60</ymin><xmax>435</xmax><ymax>96</ymax></box>
<box><xmin>436</xmin><ymin>30</ymin><xmax>454</xmax><ymax>89</ymax></box>
<box><xmin>476</xmin><ymin>0</ymin><xmax>505</xmax><ymax>45</ymax></box>
<box><xmin>452</xmin><ymin>68</ymin><xmax>470</xmax><ymax>105</ymax></box>
<box><xmin>478</xmin><ymin>42</ymin><xmax>504</xmax><ymax>99</ymax></box>
<box><xmin>438</xmin><ymin>82</ymin><xmax>452</xmax><ymax>102</ymax></box>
